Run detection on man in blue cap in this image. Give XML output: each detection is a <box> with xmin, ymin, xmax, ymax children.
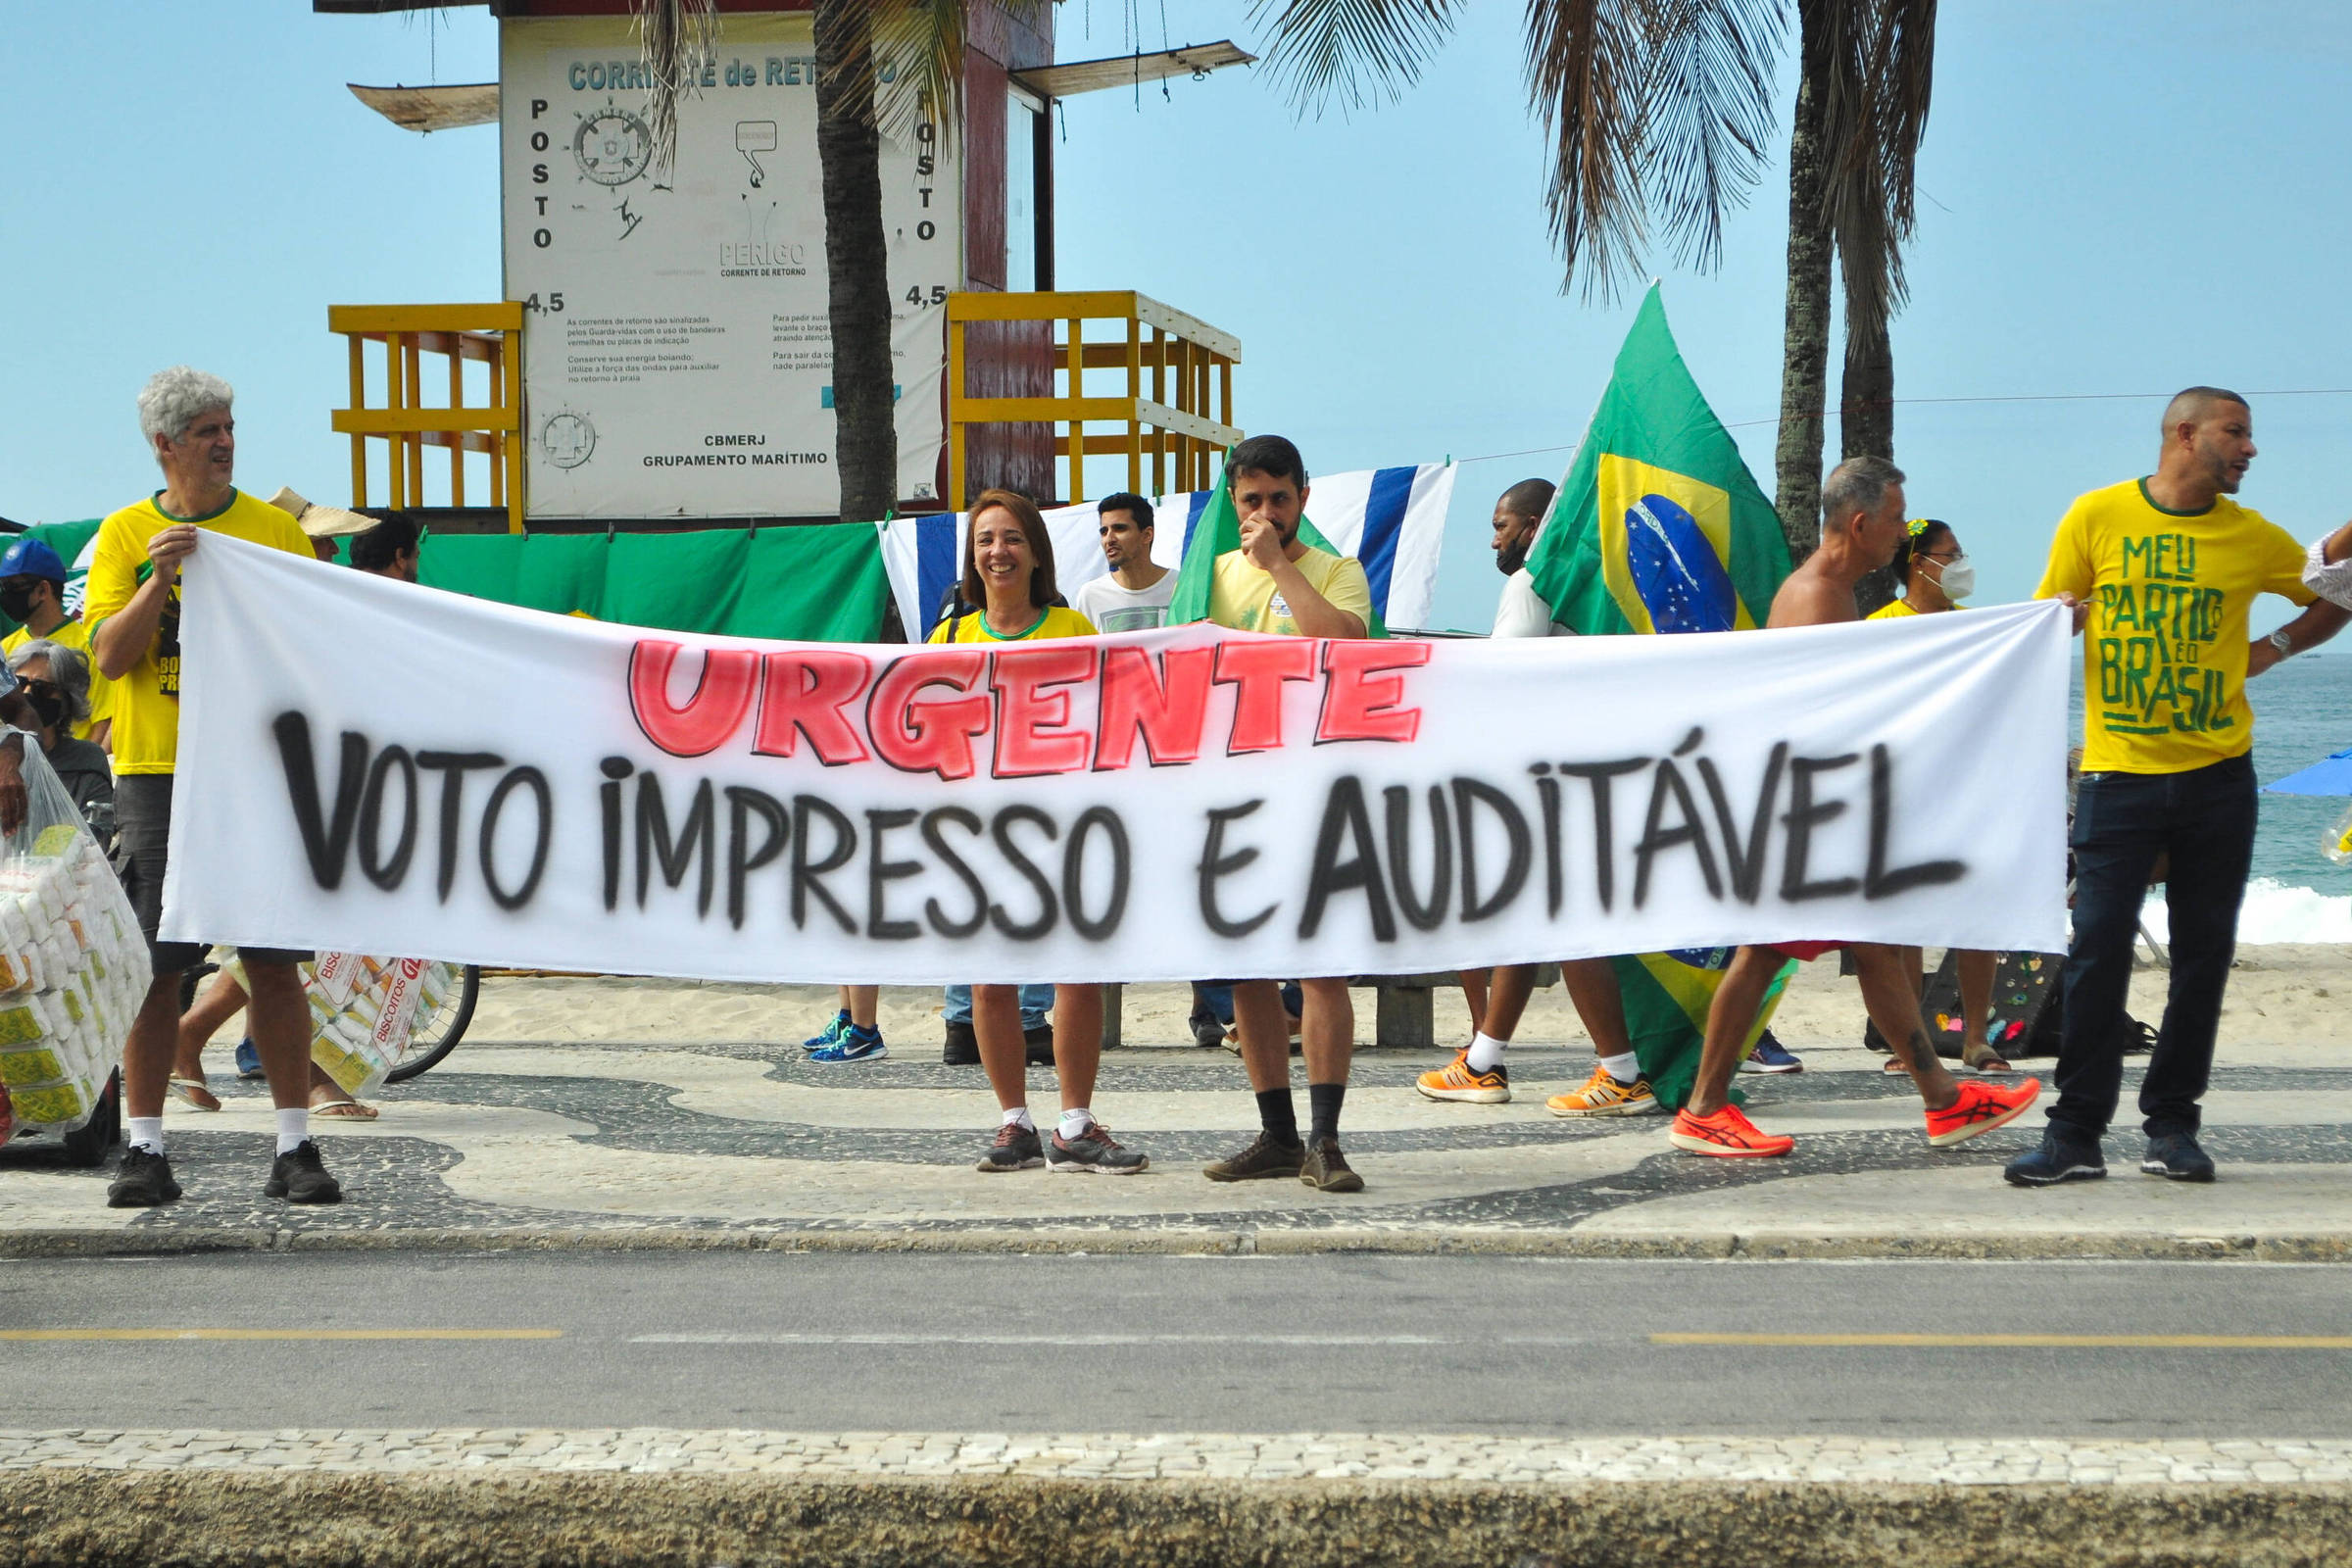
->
<box><xmin>0</xmin><ymin>536</ymin><xmax>111</xmax><ymax>749</ymax></box>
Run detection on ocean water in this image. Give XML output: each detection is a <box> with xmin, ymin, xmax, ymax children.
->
<box><xmin>2068</xmin><ymin>650</ymin><xmax>2352</xmax><ymax>944</ymax></box>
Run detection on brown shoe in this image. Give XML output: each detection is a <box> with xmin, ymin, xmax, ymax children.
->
<box><xmin>1300</xmin><ymin>1137</ymin><xmax>1363</xmax><ymax>1193</ymax></box>
<box><xmin>1202</xmin><ymin>1130</ymin><xmax>1305</xmax><ymax>1182</ymax></box>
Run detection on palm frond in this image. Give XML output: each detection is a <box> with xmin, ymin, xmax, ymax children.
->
<box><xmin>1820</xmin><ymin>0</ymin><xmax>1936</xmax><ymax>334</ymax></box>
<box><xmin>1522</xmin><ymin>0</ymin><xmax>1659</xmax><ymax>303</ymax></box>
<box><xmin>1636</xmin><ymin>0</ymin><xmax>1786</xmax><ymax>275</ymax></box>
<box><xmin>1249</xmin><ymin>0</ymin><xmax>1467</xmax><ymax>114</ymax></box>
<box><xmin>631</xmin><ymin>0</ymin><xmax>718</xmax><ymax>180</ymax></box>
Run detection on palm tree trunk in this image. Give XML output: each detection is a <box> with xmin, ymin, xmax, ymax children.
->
<box><xmin>1773</xmin><ymin>0</ymin><xmax>1833</xmax><ymax>565</ymax></box>
<box><xmin>1839</xmin><ymin>317</ymin><xmax>1893</xmax><ymax>462</ymax></box>
<box><xmin>1843</xmin><ymin>313</ymin><xmax>1903</xmax><ymax>612</ymax></box>
<box><xmin>813</xmin><ymin>0</ymin><xmax>899</xmax><ymax>523</ymax></box>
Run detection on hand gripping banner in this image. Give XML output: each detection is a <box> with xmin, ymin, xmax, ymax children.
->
<box><xmin>164</xmin><ymin>534</ymin><xmax>2072</xmax><ymax>984</ymax></box>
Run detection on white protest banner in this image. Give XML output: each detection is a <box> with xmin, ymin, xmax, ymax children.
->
<box><xmin>165</xmin><ymin>534</ymin><xmax>2071</xmax><ymax>983</ymax></box>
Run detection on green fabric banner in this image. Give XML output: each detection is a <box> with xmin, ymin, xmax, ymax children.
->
<box><xmin>416</xmin><ymin>523</ymin><xmax>888</xmax><ymax>642</ymax></box>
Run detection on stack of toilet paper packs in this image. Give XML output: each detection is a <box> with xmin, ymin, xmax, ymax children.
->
<box><xmin>0</xmin><ymin>750</ymin><xmax>153</xmax><ymax>1133</ymax></box>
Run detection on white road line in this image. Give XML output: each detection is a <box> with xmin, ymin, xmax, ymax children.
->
<box><xmin>629</xmin><ymin>1333</ymin><xmax>1597</xmax><ymax>1348</ymax></box>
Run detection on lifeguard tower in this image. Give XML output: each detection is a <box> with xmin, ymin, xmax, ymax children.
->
<box><xmin>317</xmin><ymin>0</ymin><xmax>1249</xmax><ymax>534</ymax></box>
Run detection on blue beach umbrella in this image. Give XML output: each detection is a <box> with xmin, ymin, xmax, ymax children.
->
<box><xmin>2264</xmin><ymin>746</ymin><xmax>2352</xmax><ymax>795</ymax></box>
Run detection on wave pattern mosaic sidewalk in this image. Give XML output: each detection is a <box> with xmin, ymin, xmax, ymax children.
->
<box><xmin>6</xmin><ymin>979</ymin><xmax>2352</xmax><ymax>1258</ymax></box>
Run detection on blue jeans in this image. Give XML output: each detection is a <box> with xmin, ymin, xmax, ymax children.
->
<box><xmin>2053</xmin><ymin>755</ymin><xmax>2256</xmax><ymax>1141</ymax></box>
<box><xmin>943</xmin><ymin>984</ymin><xmax>1054</xmax><ymax>1030</ymax></box>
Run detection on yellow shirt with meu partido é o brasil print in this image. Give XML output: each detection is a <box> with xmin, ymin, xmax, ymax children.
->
<box><xmin>82</xmin><ymin>489</ymin><xmax>317</xmax><ymax>775</ymax></box>
<box><xmin>2035</xmin><ymin>477</ymin><xmax>2312</xmax><ymax>775</ymax></box>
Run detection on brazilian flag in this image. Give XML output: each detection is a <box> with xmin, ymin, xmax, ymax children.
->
<box><xmin>1167</xmin><ymin>452</ymin><xmax>1386</xmax><ymax>636</ymax></box>
<box><xmin>1525</xmin><ymin>284</ymin><xmax>1797</xmax><ymax>1107</ymax></box>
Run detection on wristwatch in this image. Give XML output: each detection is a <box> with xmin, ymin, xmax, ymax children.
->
<box><xmin>2269</xmin><ymin>628</ymin><xmax>2295</xmax><ymax>660</ymax></box>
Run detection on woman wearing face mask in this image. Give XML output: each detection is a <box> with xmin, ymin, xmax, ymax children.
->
<box><xmin>1868</xmin><ymin>520</ymin><xmax>2014</xmax><ymax>1074</ymax></box>
<box><xmin>1869</xmin><ymin>517</ymin><xmax>1975</xmax><ymax>618</ymax></box>
<box><xmin>925</xmin><ymin>489</ymin><xmax>1149</xmax><ymax>1177</ymax></box>
<box><xmin>5</xmin><ymin>641</ymin><xmax>113</xmax><ymax>822</ymax></box>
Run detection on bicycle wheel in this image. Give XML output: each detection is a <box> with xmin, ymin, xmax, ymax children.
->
<box><xmin>384</xmin><ymin>965</ymin><xmax>480</xmax><ymax>1084</ymax></box>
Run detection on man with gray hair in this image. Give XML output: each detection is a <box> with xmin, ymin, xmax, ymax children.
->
<box><xmin>1669</xmin><ymin>456</ymin><xmax>2044</xmax><ymax>1158</ymax></box>
<box><xmin>87</xmin><ymin>367</ymin><xmax>343</xmax><ymax>1208</ymax></box>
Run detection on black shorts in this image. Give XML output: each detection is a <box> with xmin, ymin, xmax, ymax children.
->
<box><xmin>111</xmin><ymin>774</ymin><xmax>313</xmax><ymax>976</ymax></box>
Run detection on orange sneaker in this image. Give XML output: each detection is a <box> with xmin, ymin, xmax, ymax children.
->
<box><xmin>1925</xmin><ymin>1076</ymin><xmax>2042</xmax><ymax>1147</ymax></box>
<box><xmin>1669</xmin><ymin>1103</ymin><xmax>1795</xmax><ymax>1158</ymax></box>
<box><xmin>1416</xmin><ymin>1050</ymin><xmax>1510</xmax><ymax>1104</ymax></box>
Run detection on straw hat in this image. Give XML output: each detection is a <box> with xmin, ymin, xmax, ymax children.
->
<box><xmin>265</xmin><ymin>486</ymin><xmax>379</xmax><ymax>539</ymax></box>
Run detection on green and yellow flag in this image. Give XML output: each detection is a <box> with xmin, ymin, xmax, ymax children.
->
<box><xmin>1527</xmin><ymin>283</ymin><xmax>1789</xmax><ymax>636</ymax></box>
<box><xmin>1525</xmin><ymin>284</ymin><xmax>1798</xmax><ymax>1107</ymax></box>
<box><xmin>1166</xmin><ymin>452</ymin><xmax>1384</xmax><ymax>635</ymax></box>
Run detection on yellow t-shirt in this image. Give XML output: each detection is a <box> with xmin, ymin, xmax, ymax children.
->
<box><xmin>2035</xmin><ymin>477</ymin><xmax>2313</xmax><ymax>774</ymax></box>
<box><xmin>926</xmin><ymin>604</ymin><xmax>1098</xmax><ymax>643</ymax></box>
<box><xmin>83</xmin><ymin>489</ymin><xmax>317</xmax><ymax>774</ymax></box>
<box><xmin>1206</xmin><ymin>546</ymin><xmax>1374</xmax><ymax>636</ymax></box>
<box><xmin>1</xmin><ymin>617</ymin><xmax>114</xmax><ymax>741</ymax></box>
<box><xmin>1865</xmin><ymin>598</ymin><xmax>1965</xmax><ymax>621</ymax></box>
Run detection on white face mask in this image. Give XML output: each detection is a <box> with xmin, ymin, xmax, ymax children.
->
<box><xmin>1933</xmin><ymin>554</ymin><xmax>1976</xmax><ymax>602</ymax></box>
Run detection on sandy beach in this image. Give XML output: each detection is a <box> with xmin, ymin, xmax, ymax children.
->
<box><xmin>463</xmin><ymin>944</ymin><xmax>2352</xmax><ymax>1069</ymax></box>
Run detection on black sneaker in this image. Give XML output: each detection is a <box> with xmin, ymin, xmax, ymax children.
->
<box><xmin>976</xmin><ymin>1122</ymin><xmax>1046</xmax><ymax>1172</ymax></box>
<box><xmin>1048</xmin><ymin>1121</ymin><xmax>1149</xmax><ymax>1174</ymax></box>
<box><xmin>1202</xmin><ymin>1130</ymin><xmax>1306</xmax><ymax>1182</ymax></box>
<box><xmin>942</xmin><ymin>1019</ymin><xmax>979</xmax><ymax>1065</ymax></box>
<box><xmin>2002</xmin><ymin>1126</ymin><xmax>2106</xmax><ymax>1187</ymax></box>
<box><xmin>2141</xmin><ymin>1131</ymin><xmax>2217</xmax><ymax>1183</ymax></box>
<box><xmin>107</xmin><ymin>1147</ymin><xmax>181</xmax><ymax>1207</ymax></box>
<box><xmin>1022</xmin><ymin>1022</ymin><xmax>1055</xmax><ymax>1067</ymax></box>
<box><xmin>1300</xmin><ymin>1136</ymin><xmax>1364</xmax><ymax>1193</ymax></box>
<box><xmin>264</xmin><ymin>1140</ymin><xmax>343</xmax><ymax>1204</ymax></box>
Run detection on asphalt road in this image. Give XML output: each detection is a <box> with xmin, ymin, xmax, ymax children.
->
<box><xmin>5</xmin><ymin>1252</ymin><xmax>2350</xmax><ymax>1438</ymax></box>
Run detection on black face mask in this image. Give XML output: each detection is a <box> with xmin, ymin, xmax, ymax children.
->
<box><xmin>1495</xmin><ymin>537</ymin><xmax>1531</xmax><ymax>576</ymax></box>
<box><xmin>0</xmin><ymin>583</ymin><xmax>38</xmax><ymax>623</ymax></box>
<box><xmin>22</xmin><ymin>685</ymin><xmax>64</xmax><ymax>731</ymax></box>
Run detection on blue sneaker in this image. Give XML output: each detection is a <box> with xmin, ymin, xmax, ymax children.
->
<box><xmin>808</xmin><ymin>1025</ymin><xmax>886</xmax><ymax>1064</ymax></box>
<box><xmin>1739</xmin><ymin>1030</ymin><xmax>1803</xmax><ymax>1074</ymax></box>
<box><xmin>234</xmin><ymin>1038</ymin><xmax>264</xmax><ymax>1079</ymax></box>
<box><xmin>802</xmin><ymin>1011</ymin><xmax>851</xmax><ymax>1055</ymax></box>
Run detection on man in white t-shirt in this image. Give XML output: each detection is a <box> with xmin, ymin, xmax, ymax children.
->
<box><xmin>1069</xmin><ymin>493</ymin><xmax>1175</xmax><ymax>633</ymax></box>
<box><xmin>1488</xmin><ymin>477</ymin><xmax>1572</xmax><ymax>638</ymax></box>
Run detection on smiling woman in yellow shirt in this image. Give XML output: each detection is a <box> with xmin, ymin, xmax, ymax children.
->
<box><xmin>920</xmin><ymin>489</ymin><xmax>1149</xmax><ymax>1183</ymax></box>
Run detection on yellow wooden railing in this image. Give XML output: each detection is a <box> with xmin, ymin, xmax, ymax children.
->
<box><xmin>947</xmin><ymin>290</ymin><xmax>1241</xmax><ymax>509</ymax></box>
<box><xmin>329</xmin><ymin>303</ymin><xmax>524</xmax><ymax>532</ymax></box>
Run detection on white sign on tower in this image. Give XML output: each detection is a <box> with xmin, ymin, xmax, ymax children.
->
<box><xmin>500</xmin><ymin>14</ymin><xmax>956</xmax><ymax>519</ymax></box>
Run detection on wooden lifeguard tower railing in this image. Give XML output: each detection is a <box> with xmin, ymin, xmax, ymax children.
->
<box><xmin>947</xmin><ymin>290</ymin><xmax>1242</xmax><ymax>509</ymax></box>
<box><xmin>329</xmin><ymin>303</ymin><xmax>524</xmax><ymax>532</ymax></box>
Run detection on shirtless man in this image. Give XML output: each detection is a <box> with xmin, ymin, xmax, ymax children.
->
<box><xmin>1668</xmin><ymin>456</ymin><xmax>2043</xmax><ymax>1157</ymax></box>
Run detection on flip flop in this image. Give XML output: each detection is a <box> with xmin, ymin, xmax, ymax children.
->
<box><xmin>1960</xmin><ymin>1040</ymin><xmax>2016</xmax><ymax>1075</ymax></box>
<box><xmin>167</xmin><ymin>1074</ymin><xmax>220</xmax><ymax>1112</ymax></box>
<box><xmin>311</xmin><ymin>1097</ymin><xmax>378</xmax><ymax>1121</ymax></box>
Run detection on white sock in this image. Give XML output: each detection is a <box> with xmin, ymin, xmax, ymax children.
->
<box><xmin>126</xmin><ymin>1116</ymin><xmax>164</xmax><ymax>1155</ymax></box>
<box><xmin>1058</xmin><ymin>1107</ymin><xmax>1095</xmax><ymax>1141</ymax></box>
<box><xmin>1598</xmin><ymin>1051</ymin><xmax>1642</xmax><ymax>1084</ymax></box>
<box><xmin>1001</xmin><ymin>1105</ymin><xmax>1034</xmax><ymax>1130</ymax></box>
<box><xmin>1464</xmin><ymin>1032</ymin><xmax>1509</xmax><ymax>1073</ymax></box>
<box><xmin>275</xmin><ymin>1107</ymin><xmax>310</xmax><ymax>1154</ymax></box>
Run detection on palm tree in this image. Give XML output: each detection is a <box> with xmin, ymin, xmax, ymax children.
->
<box><xmin>631</xmin><ymin>0</ymin><xmax>1002</xmax><ymax>523</ymax></box>
<box><xmin>812</xmin><ymin>0</ymin><xmax>902</xmax><ymax>525</ymax></box>
<box><xmin>1251</xmin><ymin>0</ymin><xmax>1936</xmax><ymax>563</ymax></box>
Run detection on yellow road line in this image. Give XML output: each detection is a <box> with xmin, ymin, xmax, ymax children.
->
<box><xmin>1653</xmin><ymin>1333</ymin><xmax>2352</xmax><ymax>1349</ymax></box>
<box><xmin>1</xmin><ymin>1329</ymin><xmax>563</xmax><ymax>1342</ymax></box>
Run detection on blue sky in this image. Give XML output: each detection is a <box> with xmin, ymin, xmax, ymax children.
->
<box><xmin>9</xmin><ymin>1</ymin><xmax>2352</xmax><ymax>631</ymax></box>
